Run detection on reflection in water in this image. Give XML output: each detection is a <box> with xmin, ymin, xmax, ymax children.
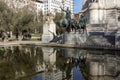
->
<box><xmin>0</xmin><ymin>46</ymin><xmax>119</xmax><ymax>80</ymax></box>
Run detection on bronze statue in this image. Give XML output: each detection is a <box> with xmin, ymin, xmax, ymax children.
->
<box><xmin>77</xmin><ymin>14</ymin><xmax>87</xmax><ymax>33</ymax></box>
<box><xmin>60</xmin><ymin>7</ymin><xmax>73</xmax><ymax>32</ymax></box>
<box><xmin>59</xmin><ymin>7</ymin><xmax>87</xmax><ymax>33</ymax></box>
<box><xmin>61</xmin><ymin>7</ymin><xmax>71</xmax><ymax>22</ymax></box>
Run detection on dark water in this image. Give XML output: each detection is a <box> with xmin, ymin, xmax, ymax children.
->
<box><xmin>0</xmin><ymin>45</ymin><xmax>120</xmax><ymax>80</ymax></box>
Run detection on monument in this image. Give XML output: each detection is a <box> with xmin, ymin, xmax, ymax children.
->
<box><xmin>60</xmin><ymin>7</ymin><xmax>88</xmax><ymax>44</ymax></box>
<box><xmin>42</xmin><ymin>13</ymin><xmax>56</xmax><ymax>43</ymax></box>
<box><xmin>81</xmin><ymin>0</ymin><xmax>120</xmax><ymax>46</ymax></box>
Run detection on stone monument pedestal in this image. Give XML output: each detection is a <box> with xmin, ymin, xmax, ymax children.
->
<box><xmin>115</xmin><ymin>29</ymin><xmax>120</xmax><ymax>46</ymax></box>
<box><xmin>42</xmin><ymin>15</ymin><xmax>56</xmax><ymax>43</ymax></box>
<box><xmin>62</xmin><ymin>31</ymin><xmax>88</xmax><ymax>45</ymax></box>
<box><xmin>115</xmin><ymin>22</ymin><xmax>120</xmax><ymax>46</ymax></box>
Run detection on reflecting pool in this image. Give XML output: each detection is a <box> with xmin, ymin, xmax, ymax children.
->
<box><xmin>0</xmin><ymin>45</ymin><xmax>120</xmax><ymax>80</ymax></box>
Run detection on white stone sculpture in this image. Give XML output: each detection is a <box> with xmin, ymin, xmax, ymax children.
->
<box><xmin>42</xmin><ymin>13</ymin><xmax>56</xmax><ymax>43</ymax></box>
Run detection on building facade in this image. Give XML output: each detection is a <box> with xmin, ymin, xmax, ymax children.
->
<box><xmin>82</xmin><ymin>0</ymin><xmax>120</xmax><ymax>26</ymax></box>
<box><xmin>3</xmin><ymin>0</ymin><xmax>44</xmax><ymax>15</ymax></box>
<box><xmin>35</xmin><ymin>0</ymin><xmax>44</xmax><ymax>15</ymax></box>
<box><xmin>43</xmin><ymin>0</ymin><xmax>74</xmax><ymax>15</ymax></box>
<box><xmin>3</xmin><ymin>0</ymin><xmax>73</xmax><ymax>15</ymax></box>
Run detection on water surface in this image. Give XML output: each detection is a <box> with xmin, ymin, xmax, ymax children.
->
<box><xmin>0</xmin><ymin>46</ymin><xmax>120</xmax><ymax>80</ymax></box>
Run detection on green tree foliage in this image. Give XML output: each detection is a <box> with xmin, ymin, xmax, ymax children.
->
<box><xmin>33</xmin><ymin>12</ymin><xmax>44</xmax><ymax>33</ymax></box>
<box><xmin>13</xmin><ymin>11</ymin><xmax>34</xmax><ymax>33</ymax></box>
<box><xmin>0</xmin><ymin>1</ymin><xmax>14</xmax><ymax>31</ymax></box>
<box><xmin>54</xmin><ymin>12</ymin><xmax>65</xmax><ymax>35</ymax></box>
<box><xmin>0</xmin><ymin>0</ymin><xmax>43</xmax><ymax>39</ymax></box>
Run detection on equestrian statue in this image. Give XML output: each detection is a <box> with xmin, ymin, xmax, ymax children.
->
<box><xmin>77</xmin><ymin>14</ymin><xmax>87</xmax><ymax>33</ymax></box>
<box><xmin>60</xmin><ymin>7</ymin><xmax>77</xmax><ymax>32</ymax></box>
<box><xmin>59</xmin><ymin>7</ymin><xmax>87</xmax><ymax>33</ymax></box>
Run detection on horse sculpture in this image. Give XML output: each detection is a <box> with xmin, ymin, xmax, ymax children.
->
<box><xmin>59</xmin><ymin>16</ymin><xmax>87</xmax><ymax>33</ymax></box>
<box><xmin>76</xmin><ymin>15</ymin><xmax>87</xmax><ymax>34</ymax></box>
<box><xmin>60</xmin><ymin>7</ymin><xmax>77</xmax><ymax>32</ymax></box>
<box><xmin>60</xmin><ymin>18</ymin><xmax>77</xmax><ymax>32</ymax></box>
<box><xmin>59</xmin><ymin>7</ymin><xmax>87</xmax><ymax>33</ymax></box>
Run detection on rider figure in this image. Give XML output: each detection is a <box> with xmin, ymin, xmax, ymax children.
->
<box><xmin>79</xmin><ymin>14</ymin><xmax>87</xmax><ymax>28</ymax></box>
<box><xmin>61</xmin><ymin>7</ymin><xmax>71</xmax><ymax>23</ymax></box>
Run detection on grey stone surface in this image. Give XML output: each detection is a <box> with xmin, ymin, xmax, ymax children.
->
<box><xmin>62</xmin><ymin>31</ymin><xmax>88</xmax><ymax>45</ymax></box>
<box><xmin>42</xmin><ymin>35</ymin><xmax>53</xmax><ymax>43</ymax></box>
<box><xmin>116</xmin><ymin>22</ymin><xmax>120</xmax><ymax>45</ymax></box>
<box><xmin>76</xmin><ymin>0</ymin><xmax>120</xmax><ymax>46</ymax></box>
<box><xmin>115</xmin><ymin>29</ymin><xmax>120</xmax><ymax>45</ymax></box>
<box><xmin>86</xmin><ymin>32</ymin><xmax>115</xmax><ymax>45</ymax></box>
<box><xmin>82</xmin><ymin>0</ymin><xmax>120</xmax><ymax>31</ymax></box>
<box><xmin>85</xmin><ymin>22</ymin><xmax>120</xmax><ymax>45</ymax></box>
<box><xmin>42</xmin><ymin>21</ymin><xmax>56</xmax><ymax>43</ymax></box>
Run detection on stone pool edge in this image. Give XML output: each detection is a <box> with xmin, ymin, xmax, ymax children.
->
<box><xmin>0</xmin><ymin>41</ymin><xmax>119</xmax><ymax>51</ymax></box>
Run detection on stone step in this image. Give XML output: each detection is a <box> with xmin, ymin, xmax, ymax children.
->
<box><xmin>86</xmin><ymin>35</ymin><xmax>111</xmax><ymax>45</ymax></box>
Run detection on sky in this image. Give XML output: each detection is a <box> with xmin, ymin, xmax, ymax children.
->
<box><xmin>74</xmin><ymin>0</ymin><xmax>83</xmax><ymax>13</ymax></box>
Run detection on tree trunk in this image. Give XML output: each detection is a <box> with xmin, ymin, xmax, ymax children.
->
<box><xmin>18</xmin><ymin>32</ymin><xmax>23</xmax><ymax>41</ymax></box>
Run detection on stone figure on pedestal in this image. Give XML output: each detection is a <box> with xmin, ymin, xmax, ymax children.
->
<box><xmin>42</xmin><ymin>13</ymin><xmax>56</xmax><ymax>43</ymax></box>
